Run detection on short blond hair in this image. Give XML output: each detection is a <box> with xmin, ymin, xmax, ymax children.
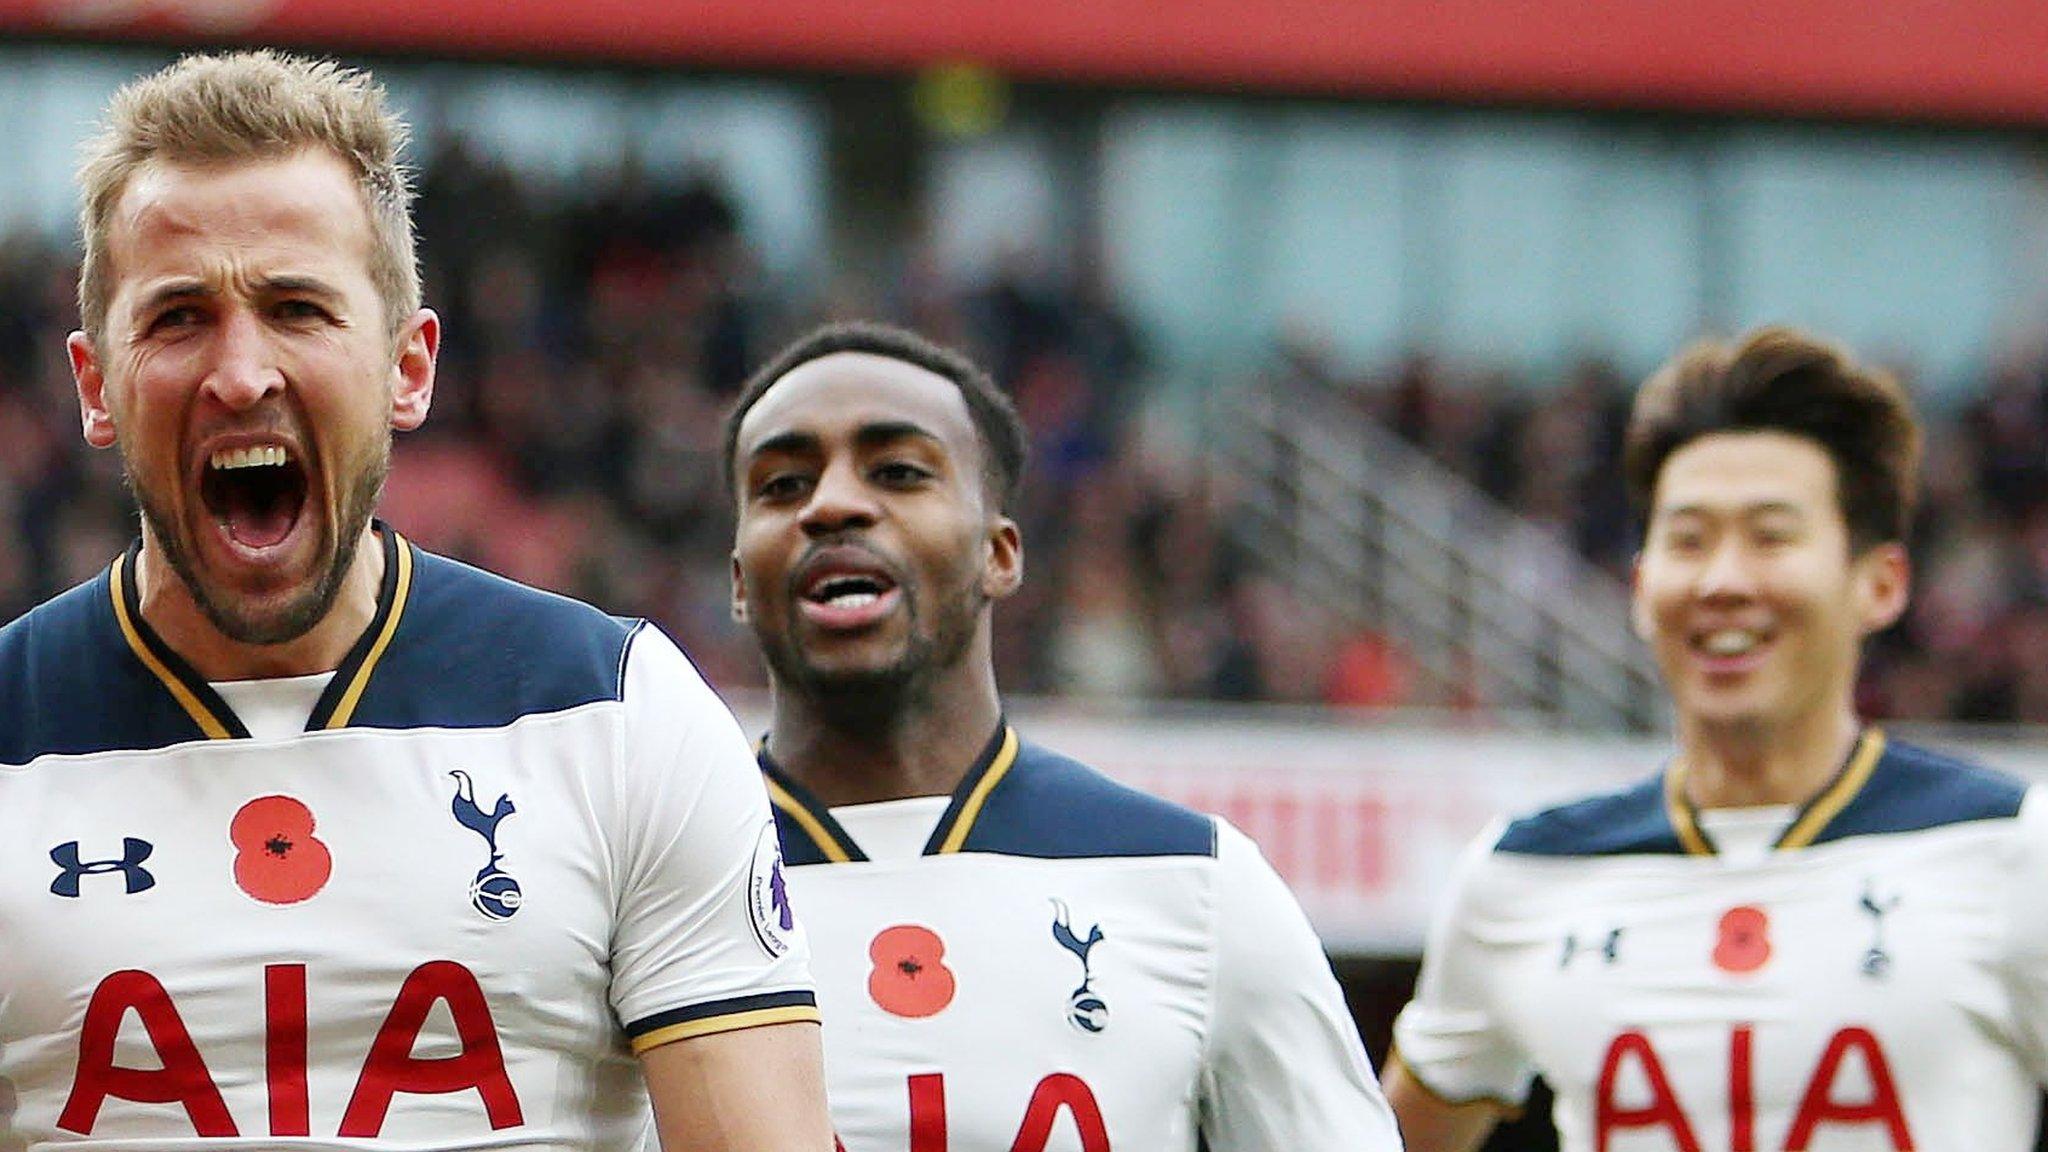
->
<box><xmin>76</xmin><ymin>50</ymin><xmax>419</xmax><ymax>342</ymax></box>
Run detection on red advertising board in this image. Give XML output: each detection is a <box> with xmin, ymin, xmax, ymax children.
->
<box><xmin>2</xmin><ymin>0</ymin><xmax>2046</xmax><ymax>125</ymax></box>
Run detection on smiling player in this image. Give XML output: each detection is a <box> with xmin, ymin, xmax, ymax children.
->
<box><xmin>1384</xmin><ymin>327</ymin><xmax>2048</xmax><ymax>1152</ymax></box>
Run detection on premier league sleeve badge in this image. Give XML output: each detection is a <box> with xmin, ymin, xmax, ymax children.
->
<box><xmin>748</xmin><ymin>821</ymin><xmax>796</xmax><ymax>957</ymax></box>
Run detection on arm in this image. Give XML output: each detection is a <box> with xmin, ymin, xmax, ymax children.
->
<box><xmin>1387</xmin><ymin>819</ymin><xmax>1534</xmax><ymax>1152</ymax></box>
<box><xmin>2001</xmin><ymin>789</ymin><xmax>2048</xmax><ymax>1085</ymax></box>
<box><xmin>608</xmin><ymin>628</ymin><xmax>831</xmax><ymax>1146</ymax></box>
<box><xmin>641</xmin><ymin>1021</ymin><xmax>833</xmax><ymax>1152</ymax></box>
<box><xmin>1381</xmin><ymin>1051</ymin><xmax>1509</xmax><ymax>1152</ymax></box>
<box><xmin>1197</xmin><ymin>821</ymin><xmax>1404</xmax><ymax>1150</ymax></box>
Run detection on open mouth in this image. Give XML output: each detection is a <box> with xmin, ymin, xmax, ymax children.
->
<box><xmin>796</xmin><ymin>555</ymin><xmax>904</xmax><ymax>631</ymax></box>
<box><xmin>1698</xmin><ymin>628</ymin><xmax>1763</xmax><ymax>656</ymax></box>
<box><xmin>200</xmin><ymin>444</ymin><xmax>308</xmax><ymax>551</ymax></box>
<box><xmin>804</xmin><ymin>572</ymin><xmax>896</xmax><ymax>609</ymax></box>
<box><xmin>1689</xmin><ymin>626</ymin><xmax>1774</xmax><ymax>672</ymax></box>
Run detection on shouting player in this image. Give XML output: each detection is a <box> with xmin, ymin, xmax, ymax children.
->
<box><xmin>1385</xmin><ymin>326</ymin><xmax>2048</xmax><ymax>1151</ymax></box>
<box><xmin>0</xmin><ymin>52</ymin><xmax>832</xmax><ymax>1150</ymax></box>
<box><xmin>723</xmin><ymin>321</ymin><xmax>1402</xmax><ymax>1149</ymax></box>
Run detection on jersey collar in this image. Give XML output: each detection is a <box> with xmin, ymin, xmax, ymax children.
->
<box><xmin>1664</xmin><ymin>727</ymin><xmax>1886</xmax><ymax>856</ymax></box>
<box><xmin>760</xmin><ymin>761</ymin><xmax>868</xmax><ymax>864</ymax></box>
<box><xmin>108</xmin><ymin>522</ymin><xmax>415</xmax><ymax>739</ymax></box>
<box><xmin>761</xmin><ymin>721</ymin><xmax>1021</xmax><ymax>863</ymax></box>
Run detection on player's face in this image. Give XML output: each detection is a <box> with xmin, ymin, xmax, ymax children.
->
<box><xmin>68</xmin><ymin>149</ymin><xmax>436</xmax><ymax>645</ymax></box>
<box><xmin>1632</xmin><ymin>430</ymin><xmax>1907</xmax><ymax>736</ymax></box>
<box><xmin>730</xmin><ymin>353</ymin><xmax>1020</xmax><ymax>696</ymax></box>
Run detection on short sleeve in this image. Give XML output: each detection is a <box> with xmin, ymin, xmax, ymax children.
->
<box><xmin>1390</xmin><ymin>818</ymin><xmax>1536</xmax><ymax>1107</ymax></box>
<box><xmin>605</xmin><ymin>626</ymin><xmax>818</xmax><ymax>1051</ymax></box>
<box><xmin>1197</xmin><ymin>820</ymin><xmax>1402</xmax><ymax>1150</ymax></box>
<box><xmin>1998</xmin><ymin>788</ymin><xmax>2048</xmax><ymax>1085</ymax></box>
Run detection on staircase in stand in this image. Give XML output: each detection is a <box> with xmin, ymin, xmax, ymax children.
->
<box><xmin>1207</xmin><ymin>380</ymin><xmax>1665</xmax><ymax>731</ymax></box>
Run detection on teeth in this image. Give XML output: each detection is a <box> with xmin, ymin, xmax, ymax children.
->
<box><xmin>827</xmin><ymin>591</ymin><xmax>880</xmax><ymax>608</ymax></box>
<box><xmin>1702</xmin><ymin>630</ymin><xmax>1760</xmax><ymax>656</ymax></box>
<box><xmin>209</xmin><ymin>445</ymin><xmax>289</xmax><ymax>471</ymax></box>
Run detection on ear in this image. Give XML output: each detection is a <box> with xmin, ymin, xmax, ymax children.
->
<box><xmin>69</xmin><ymin>331</ymin><xmax>118</xmax><ymax>450</ymax></box>
<box><xmin>981</xmin><ymin>515</ymin><xmax>1023</xmax><ymax>601</ymax></box>
<box><xmin>729</xmin><ymin>552</ymin><xmax>750</xmax><ymax>622</ymax></box>
<box><xmin>1628</xmin><ymin>552</ymin><xmax>1652</xmax><ymax>643</ymax></box>
<box><xmin>389</xmin><ymin>308</ymin><xmax>439</xmax><ymax>432</ymax></box>
<box><xmin>1853</xmin><ymin>541</ymin><xmax>1911</xmax><ymax>635</ymax></box>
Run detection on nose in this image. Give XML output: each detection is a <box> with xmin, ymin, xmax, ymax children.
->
<box><xmin>799</xmin><ymin>459</ymin><xmax>879</xmax><ymax>535</ymax></box>
<box><xmin>201</xmin><ymin>306</ymin><xmax>285</xmax><ymax>411</ymax></box>
<box><xmin>1694</xmin><ymin>538</ymin><xmax>1758</xmax><ymax>600</ymax></box>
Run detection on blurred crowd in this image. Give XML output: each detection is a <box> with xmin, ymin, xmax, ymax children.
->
<box><xmin>5</xmin><ymin>140</ymin><xmax>2048</xmax><ymax>725</ymax></box>
<box><xmin>1311</xmin><ymin>339</ymin><xmax>2048</xmax><ymax>725</ymax></box>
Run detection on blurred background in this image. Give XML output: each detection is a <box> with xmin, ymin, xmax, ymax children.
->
<box><xmin>6</xmin><ymin>2</ymin><xmax>2048</xmax><ymax>1144</ymax></box>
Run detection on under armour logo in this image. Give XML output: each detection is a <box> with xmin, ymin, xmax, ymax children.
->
<box><xmin>1561</xmin><ymin>927</ymin><xmax>1624</xmax><ymax>968</ymax></box>
<box><xmin>50</xmin><ymin>839</ymin><xmax>157</xmax><ymax>898</ymax></box>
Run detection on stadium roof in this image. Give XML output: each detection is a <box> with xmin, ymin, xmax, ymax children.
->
<box><xmin>6</xmin><ymin>0</ymin><xmax>2046</xmax><ymax>127</ymax></box>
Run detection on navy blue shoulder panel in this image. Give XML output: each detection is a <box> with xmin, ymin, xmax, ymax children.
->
<box><xmin>1495</xmin><ymin>774</ymin><xmax>1684</xmax><ymax>858</ymax></box>
<box><xmin>0</xmin><ymin>570</ymin><xmax>214</xmax><ymax>765</ymax></box>
<box><xmin>771</xmin><ymin>809</ymin><xmax>837</xmax><ymax>867</ymax></box>
<box><xmin>1810</xmin><ymin>738</ymin><xmax>2026</xmax><ymax>843</ymax></box>
<box><xmin>345</xmin><ymin>550</ymin><xmax>638</xmax><ymax>730</ymax></box>
<box><xmin>956</xmin><ymin>740</ymin><xmax>1217</xmax><ymax>860</ymax></box>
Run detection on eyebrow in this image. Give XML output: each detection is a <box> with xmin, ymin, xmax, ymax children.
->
<box><xmin>133</xmin><ymin>274</ymin><xmax>343</xmax><ymax>316</ymax></box>
<box><xmin>745</xmin><ymin>420</ymin><xmax>947</xmax><ymax>463</ymax></box>
<box><xmin>1658</xmin><ymin>500</ymin><xmax>1807</xmax><ymax>520</ymax></box>
<box><xmin>261</xmin><ymin>274</ymin><xmax>343</xmax><ymax>300</ymax></box>
<box><xmin>133</xmin><ymin>279</ymin><xmax>211</xmax><ymax>316</ymax></box>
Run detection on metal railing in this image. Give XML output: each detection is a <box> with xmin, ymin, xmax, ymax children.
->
<box><xmin>1208</xmin><ymin>380</ymin><xmax>1666</xmax><ymax>730</ymax></box>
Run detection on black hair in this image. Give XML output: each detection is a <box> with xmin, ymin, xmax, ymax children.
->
<box><xmin>722</xmin><ymin>321</ymin><xmax>1028</xmax><ymax>512</ymax></box>
<box><xmin>1623</xmin><ymin>325</ymin><xmax>1921</xmax><ymax>552</ymax></box>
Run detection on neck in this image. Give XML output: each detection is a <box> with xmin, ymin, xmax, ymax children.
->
<box><xmin>136</xmin><ymin>525</ymin><xmax>384</xmax><ymax>682</ymax></box>
<box><xmin>767</xmin><ymin>657</ymin><xmax>1004</xmax><ymax>808</ymax></box>
<box><xmin>1676</xmin><ymin>704</ymin><xmax>1862</xmax><ymax>809</ymax></box>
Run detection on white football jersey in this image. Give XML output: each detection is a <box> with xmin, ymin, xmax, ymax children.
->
<box><xmin>764</xmin><ymin>725</ymin><xmax>1401</xmax><ymax>1152</ymax></box>
<box><xmin>0</xmin><ymin>531</ymin><xmax>817</xmax><ymax>1150</ymax></box>
<box><xmin>1394</xmin><ymin>730</ymin><xmax>2048</xmax><ymax>1152</ymax></box>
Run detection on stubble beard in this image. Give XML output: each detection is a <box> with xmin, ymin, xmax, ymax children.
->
<box><xmin>129</xmin><ymin>440</ymin><xmax>390</xmax><ymax>647</ymax></box>
<box><xmin>764</xmin><ymin>574</ymin><xmax>987</xmax><ymax>729</ymax></box>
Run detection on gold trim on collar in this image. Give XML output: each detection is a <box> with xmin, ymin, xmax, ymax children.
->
<box><xmin>109</xmin><ymin>553</ymin><xmax>233</xmax><ymax>740</ymax></box>
<box><xmin>1664</xmin><ymin>728</ymin><xmax>1885</xmax><ymax>856</ymax></box>
<box><xmin>935</xmin><ymin>726</ymin><xmax>1019</xmax><ymax>855</ymax></box>
<box><xmin>320</xmin><ymin>535</ymin><xmax>412</xmax><ymax>729</ymax></box>
<box><xmin>1663</xmin><ymin>765</ymin><xmax>1713</xmax><ymax>857</ymax></box>
<box><xmin>1777</xmin><ymin>729</ymin><xmax>1885</xmax><ymax>850</ymax></box>
<box><xmin>767</xmin><ymin>776</ymin><xmax>854</xmax><ymax>864</ymax></box>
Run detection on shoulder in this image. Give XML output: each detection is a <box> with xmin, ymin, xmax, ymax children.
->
<box><xmin>1493</xmin><ymin>773</ymin><xmax>1680</xmax><ymax>857</ymax></box>
<box><xmin>1209</xmin><ymin>818</ymin><xmax>1317</xmax><ymax>929</ymax></box>
<box><xmin>347</xmin><ymin>546</ymin><xmax>644</xmax><ymax>729</ymax></box>
<box><xmin>0</xmin><ymin>568</ymin><xmax>113</xmax><ymax>685</ymax></box>
<box><xmin>957</xmin><ymin>738</ymin><xmax>1218</xmax><ymax>860</ymax></box>
<box><xmin>1812</xmin><ymin>735</ymin><xmax>2028</xmax><ymax>842</ymax></box>
<box><xmin>1489</xmin><ymin>735</ymin><xmax>2028</xmax><ymax>857</ymax></box>
<box><xmin>0</xmin><ymin>568</ymin><xmax>200</xmax><ymax>765</ymax></box>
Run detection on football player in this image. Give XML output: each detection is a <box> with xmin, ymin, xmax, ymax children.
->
<box><xmin>0</xmin><ymin>51</ymin><xmax>831</xmax><ymax>1151</ymax></box>
<box><xmin>1386</xmin><ymin>327</ymin><xmax>2048</xmax><ymax>1152</ymax></box>
<box><xmin>723</xmin><ymin>321</ymin><xmax>1402</xmax><ymax>1150</ymax></box>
